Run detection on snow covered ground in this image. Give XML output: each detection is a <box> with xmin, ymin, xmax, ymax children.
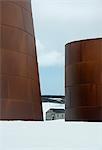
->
<box><xmin>0</xmin><ymin>102</ymin><xmax>102</xmax><ymax>150</ymax></box>
<box><xmin>0</xmin><ymin>121</ymin><xmax>102</xmax><ymax>150</ymax></box>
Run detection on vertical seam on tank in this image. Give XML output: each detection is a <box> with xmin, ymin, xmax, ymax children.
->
<box><xmin>7</xmin><ymin>1</ymin><xmax>31</xmax><ymax>13</ymax></box>
<box><xmin>69</xmin><ymin>86</ymin><xmax>72</xmax><ymax>108</ymax></box>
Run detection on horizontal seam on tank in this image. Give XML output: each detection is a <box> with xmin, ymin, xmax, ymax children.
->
<box><xmin>0</xmin><ymin>73</ymin><xmax>35</xmax><ymax>80</ymax></box>
<box><xmin>66</xmin><ymin>61</ymin><xmax>102</xmax><ymax>67</ymax></box>
<box><xmin>0</xmin><ymin>24</ymin><xmax>34</xmax><ymax>37</ymax></box>
<box><xmin>0</xmin><ymin>98</ymin><xmax>35</xmax><ymax>103</ymax></box>
<box><xmin>66</xmin><ymin>106</ymin><xmax>102</xmax><ymax>109</ymax></box>
<box><xmin>0</xmin><ymin>48</ymin><xmax>36</xmax><ymax>58</ymax></box>
<box><xmin>3</xmin><ymin>1</ymin><xmax>31</xmax><ymax>14</ymax></box>
<box><xmin>65</xmin><ymin>83</ymin><xmax>98</xmax><ymax>87</ymax></box>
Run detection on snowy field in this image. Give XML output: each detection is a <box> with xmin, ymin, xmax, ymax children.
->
<box><xmin>0</xmin><ymin>103</ymin><xmax>102</xmax><ymax>150</ymax></box>
<box><xmin>0</xmin><ymin>121</ymin><xmax>102</xmax><ymax>150</ymax></box>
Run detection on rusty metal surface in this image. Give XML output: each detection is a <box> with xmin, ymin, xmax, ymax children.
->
<box><xmin>65</xmin><ymin>38</ymin><xmax>102</xmax><ymax>121</ymax></box>
<box><xmin>0</xmin><ymin>0</ymin><xmax>43</xmax><ymax>120</ymax></box>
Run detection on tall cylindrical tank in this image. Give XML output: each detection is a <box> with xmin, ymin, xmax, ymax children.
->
<box><xmin>0</xmin><ymin>0</ymin><xmax>43</xmax><ymax>120</ymax></box>
<box><xmin>65</xmin><ymin>38</ymin><xmax>102</xmax><ymax>121</ymax></box>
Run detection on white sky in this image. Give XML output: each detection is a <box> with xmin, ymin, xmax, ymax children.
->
<box><xmin>31</xmin><ymin>0</ymin><xmax>102</xmax><ymax>95</ymax></box>
<box><xmin>32</xmin><ymin>0</ymin><xmax>102</xmax><ymax>67</ymax></box>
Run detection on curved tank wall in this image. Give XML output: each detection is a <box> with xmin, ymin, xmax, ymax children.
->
<box><xmin>65</xmin><ymin>38</ymin><xmax>102</xmax><ymax>121</ymax></box>
<box><xmin>0</xmin><ymin>0</ymin><xmax>43</xmax><ymax>120</ymax></box>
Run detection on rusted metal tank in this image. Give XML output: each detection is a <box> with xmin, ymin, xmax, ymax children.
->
<box><xmin>65</xmin><ymin>38</ymin><xmax>102</xmax><ymax>121</ymax></box>
<box><xmin>0</xmin><ymin>0</ymin><xmax>43</xmax><ymax>120</ymax></box>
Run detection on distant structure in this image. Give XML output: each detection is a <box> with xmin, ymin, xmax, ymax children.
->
<box><xmin>65</xmin><ymin>38</ymin><xmax>102</xmax><ymax>121</ymax></box>
<box><xmin>46</xmin><ymin>109</ymin><xmax>65</xmax><ymax>120</ymax></box>
<box><xmin>0</xmin><ymin>0</ymin><xmax>43</xmax><ymax>120</ymax></box>
<box><xmin>42</xmin><ymin>95</ymin><xmax>65</xmax><ymax>104</ymax></box>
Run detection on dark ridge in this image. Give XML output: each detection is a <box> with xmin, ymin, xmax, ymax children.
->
<box><xmin>41</xmin><ymin>95</ymin><xmax>65</xmax><ymax>104</ymax></box>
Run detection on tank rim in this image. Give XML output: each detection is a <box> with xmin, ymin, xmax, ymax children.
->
<box><xmin>65</xmin><ymin>37</ymin><xmax>102</xmax><ymax>46</ymax></box>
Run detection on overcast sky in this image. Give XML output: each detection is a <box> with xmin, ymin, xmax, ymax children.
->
<box><xmin>31</xmin><ymin>0</ymin><xmax>102</xmax><ymax>95</ymax></box>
